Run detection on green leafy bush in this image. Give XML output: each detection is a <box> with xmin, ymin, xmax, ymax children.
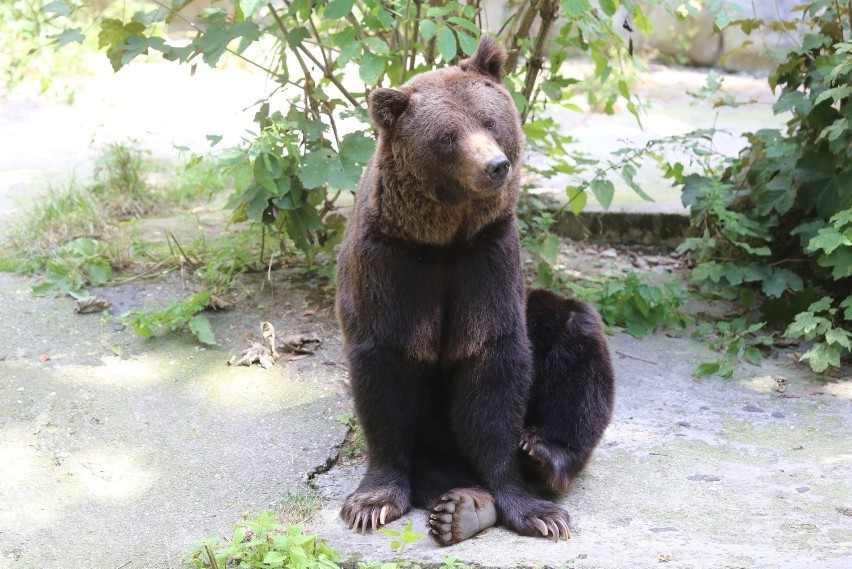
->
<box><xmin>569</xmin><ymin>272</ymin><xmax>690</xmax><ymax>338</ymax></box>
<box><xmin>676</xmin><ymin>0</ymin><xmax>852</xmax><ymax>372</ymax></box>
<box><xmin>42</xmin><ymin>0</ymin><xmax>648</xmax><ymax>266</ymax></box>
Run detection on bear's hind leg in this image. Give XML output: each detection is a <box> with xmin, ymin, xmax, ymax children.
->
<box><xmin>523</xmin><ymin>289</ymin><xmax>616</xmax><ymax>494</ymax></box>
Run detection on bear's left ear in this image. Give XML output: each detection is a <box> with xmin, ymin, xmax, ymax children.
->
<box><xmin>459</xmin><ymin>35</ymin><xmax>506</xmax><ymax>82</ymax></box>
<box><xmin>369</xmin><ymin>88</ymin><xmax>410</xmax><ymax>134</ymax></box>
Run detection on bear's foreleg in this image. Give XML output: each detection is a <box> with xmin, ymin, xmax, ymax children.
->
<box><xmin>341</xmin><ymin>342</ymin><xmax>433</xmax><ymax>533</ymax></box>
<box><xmin>448</xmin><ymin>334</ymin><xmax>572</xmax><ymax>542</ymax></box>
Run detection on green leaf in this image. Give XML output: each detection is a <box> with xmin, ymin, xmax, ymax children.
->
<box><xmin>693</xmin><ymin>361</ymin><xmax>721</xmax><ymax>377</ymax></box>
<box><xmin>188</xmin><ymin>316</ymin><xmax>216</xmax><ymax>345</ymax></box>
<box><xmin>262</xmin><ymin>551</ymin><xmax>286</xmax><ymax>564</ymax></box>
<box><xmin>339</xmin><ymin>132</ymin><xmax>376</xmax><ymax>164</ymax></box>
<box><xmin>540</xmin><ymin>234</ymin><xmax>560</xmax><ymax>262</ymax></box>
<box><xmin>825</xmin><ymin>328</ymin><xmax>852</xmax><ymax>350</ymax></box>
<box><xmin>239</xmin><ymin>0</ymin><xmax>266</xmax><ymax>17</ymax></box>
<box><xmin>456</xmin><ymin>29</ymin><xmax>478</xmax><ymax>56</ymax></box>
<box><xmin>419</xmin><ymin>20</ymin><xmax>437</xmax><ymax>41</ymax></box>
<box><xmin>714</xmin><ymin>9</ymin><xmax>731</xmax><ymax>31</ymax></box>
<box><xmin>800</xmin><ymin>342</ymin><xmax>840</xmax><ymax>373</ymax></box>
<box><xmin>359</xmin><ymin>50</ymin><xmax>386</xmax><ymax>85</ymax></box>
<box><xmin>566</xmin><ymin>186</ymin><xmax>587</xmax><ymax>215</ymax></box>
<box><xmin>299</xmin><ymin>148</ymin><xmax>337</xmax><ymax>188</ymax></box>
<box><xmin>285</xmin><ymin>26</ymin><xmax>310</xmax><ymax>49</ymax></box>
<box><xmin>42</xmin><ymin>0</ymin><xmax>70</xmax><ymax>17</ymax></box>
<box><xmin>325</xmin><ymin>0</ymin><xmax>356</xmax><ymax>20</ymax></box>
<box><xmin>86</xmin><ymin>260</ymin><xmax>112</xmax><ymax>285</ymax></box>
<box><xmin>599</xmin><ymin>0</ymin><xmax>618</xmax><ymax>16</ymax></box>
<box><xmin>448</xmin><ymin>16</ymin><xmax>481</xmax><ymax>35</ymax></box>
<box><xmin>744</xmin><ymin>347</ymin><xmax>762</xmax><ymax>366</ymax></box>
<box><xmin>632</xmin><ymin>6</ymin><xmax>653</xmax><ymax>34</ymax></box>
<box><xmin>364</xmin><ymin>37</ymin><xmax>390</xmax><ymax>56</ymax></box>
<box><xmin>590</xmin><ymin>179</ymin><xmax>615</xmax><ymax>210</ymax></box>
<box><xmin>436</xmin><ymin>26</ymin><xmax>457</xmax><ymax>62</ymax></box>
<box><xmin>807</xmin><ymin>229</ymin><xmax>850</xmax><ymax>254</ymax></box>
<box><xmin>564</xmin><ymin>0</ymin><xmax>592</xmax><ymax>17</ymax></box>
<box><xmin>51</xmin><ymin>28</ymin><xmax>85</xmax><ymax>49</ymax></box>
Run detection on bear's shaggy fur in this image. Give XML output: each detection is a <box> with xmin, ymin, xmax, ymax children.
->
<box><xmin>335</xmin><ymin>36</ymin><xmax>615</xmax><ymax>545</ymax></box>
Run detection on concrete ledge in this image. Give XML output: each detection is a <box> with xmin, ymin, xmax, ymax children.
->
<box><xmin>552</xmin><ymin>210</ymin><xmax>690</xmax><ymax>249</ymax></box>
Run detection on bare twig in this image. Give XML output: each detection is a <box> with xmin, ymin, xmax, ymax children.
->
<box><xmin>615</xmin><ymin>350</ymin><xmax>658</xmax><ymax>365</ymax></box>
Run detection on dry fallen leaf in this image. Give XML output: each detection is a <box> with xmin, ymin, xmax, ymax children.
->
<box><xmin>228</xmin><ymin>341</ymin><xmax>276</xmax><ymax>369</ymax></box>
<box><xmin>74</xmin><ymin>296</ymin><xmax>112</xmax><ymax>314</ymax></box>
<box><xmin>38</xmin><ymin>354</ymin><xmax>51</xmax><ymax>363</ymax></box>
<box><xmin>208</xmin><ymin>294</ymin><xmax>233</xmax><ymax>310</ymax></box>
<box><xmin>227</xmin><ymin>322</ymin><xmax>280</xmax><ymax>369</ymax></box>
<box><xmin>278</xmin><ymin>333</ymin><xmax>322</xmax><ymax>355</ymax></box>
<box><xmin>659</xmin><ymin>553</ymin><xmax>675</xmax><ymax>563</ymax></box>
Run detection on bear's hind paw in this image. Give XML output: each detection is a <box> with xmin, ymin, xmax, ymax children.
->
<box><xmin>428</xmin><ymin>488</ymin><xmax>496</xmax><ymax>546</ymax></box>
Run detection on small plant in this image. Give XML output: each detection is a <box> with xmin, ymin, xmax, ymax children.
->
<box><xmin>785</xmin><ymin>297</ymin><xmax>852</xmax><ymax>373</ymax></box>
<box><xmin>185</xmin><ymin>511</ymin><xmax>339</xmax><ymax>569</ymax></box>
<box><xmin>279</xmin><ymin>487</ymin><xmax>326</xmax><ymax>526</ymax></box>
<box><xmin>692</xmin><ymin>319</ymin><xmax>772</xmax><ymax>379</ymax></box>
<box><xmin>569</xmin><ymin>272</ymin><xmax>691</xmax><ymax>338</ymax></box>
<box><xmin>356</xmin><ymin>521</ymin><xmax>427</xmax><ymax>569</ymax></box>
<box><xmin>121</xmin><ymin>291</ymin><xmax>216</xmax><ymax>345</ymax></box>
<box><xmin>517</xmin><ymin>191</ymin><xmax>562</xmax><ymax>288</ymax></box>
<box><xmin>335</xmin><ymin>413</ymin><xmax>365</xmax><ymax>459</ymax></box>
<box><xmin>31</xmin><ymin>237</ymin><xmax>113</xmax><ymax>296</ymax></box>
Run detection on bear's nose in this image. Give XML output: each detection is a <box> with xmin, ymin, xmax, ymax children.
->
<box><xmin>486</xmin><ymin>156</ymin><xmax>511</xmax><ymax>182</ymax></box>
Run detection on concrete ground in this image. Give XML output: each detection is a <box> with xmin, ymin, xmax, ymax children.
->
<box><xmin>0</xmin><ymin>270</ymin><xmax>350</xmax><ymax>569</ymax></box>
<box><xmin>310</xmin><ymin>334</ymin><xmax>852</xmax><ymax>569</ymax></box>
<box><xmin>1</xmin><ymin>59</ymin><xmax>849</xmax><ymax>569</ymax></box>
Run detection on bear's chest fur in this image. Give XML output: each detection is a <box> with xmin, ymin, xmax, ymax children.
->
<box><xmin>336</xmin><ymin>212</ymin><xmax>526</xmax><ymax>364</ymax></box>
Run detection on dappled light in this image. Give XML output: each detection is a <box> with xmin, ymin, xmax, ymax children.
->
<box><xmin>1</xmin><ymin>0</ymin><xmax>850</xmax><ymax>567</ymax></box>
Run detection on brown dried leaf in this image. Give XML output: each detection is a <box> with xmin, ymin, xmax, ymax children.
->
<box><xmin>38</xmin><ymin>354</ymin><xmax>51</xmax><ymax>363</ymax></box>
<box><xmin>227</xmin><ymin>341</ymin><xmax>276</xmax><ymax>369</ymax></box>
<box><xmin>278</xmin><ymin>333</ymin><xmax>322</xmax><ymax>355</ymax></box>
<box><xmin>659</xmin><ymin>554</ymin><xmax>675</xmax><ymax>563</ymax></box>
<box><xmin>208</xmin><ymin>294</ymin><xmax>233</xmax><ymax>310</ymax></box>
<box><xmin>75</xmin><ymin>296</ymin><xmax>112</xmax><ymax>314</ymax></box>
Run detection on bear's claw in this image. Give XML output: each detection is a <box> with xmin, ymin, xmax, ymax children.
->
<box><xmin>340</xmin><ymin>489</ymin><xmax>408</xmax><ymax>534</ymax></box>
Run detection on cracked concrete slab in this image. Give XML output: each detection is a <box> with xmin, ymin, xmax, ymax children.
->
<box><xmin>0</xmin><ymin>272</ymin><xmax>349</xmax><ymax>569</ymax></box>
<box><xmin>309</xmin><ymin>333</ymin><xmax>852</xmax><ymax>569</ymax></box>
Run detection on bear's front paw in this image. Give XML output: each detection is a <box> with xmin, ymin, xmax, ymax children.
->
<box><xmin>428</xmin><ymin>487</ymin><xmax>497</xmax><ymax>546</ymax></box>
<box><xmin>340</xmin><ymin>487</ymin><xmax>410</xmax><ymax>534</ymax></box>
<box><xmin>501</xmin><ymin>496</ymin><xmax>572</xmax><ymax>542</ymax></box>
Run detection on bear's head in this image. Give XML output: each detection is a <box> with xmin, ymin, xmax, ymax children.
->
<box><xmin>368</xmin><ymin>36</ymin><xmax>523</xmax><ymax>208</ymax></box>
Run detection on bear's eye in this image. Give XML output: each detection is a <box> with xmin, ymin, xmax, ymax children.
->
<box><xmin>484</xmin><ymin>119</ymin><xmax>496</xmax><ymax>130</ymax></box>
<box><xmin>440</xmin><ymin>131</ymin><xmax>456</xmax><ymax>145</ymax></box>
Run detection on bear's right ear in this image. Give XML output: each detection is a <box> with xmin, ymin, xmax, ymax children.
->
<box><xmin>369</xmin><ymin>88</ymin><xmax>410</xmax><ymax>134</ymax></box>
<box><xmin>459</xmin><ymin>35</ymin><xmax>506</xmax><ymax>82</ymax></box>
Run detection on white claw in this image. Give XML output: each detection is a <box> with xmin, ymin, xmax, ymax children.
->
<box><xmin>380</xmin><ymin>505</ymin><xmax>388</xmax><ymax>525</ymax></box>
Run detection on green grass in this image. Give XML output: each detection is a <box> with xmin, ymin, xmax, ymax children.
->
<box><xmin>0</xmin><ymin>143</ymin><xmax>232</xmax><ymax>294</ymax></box>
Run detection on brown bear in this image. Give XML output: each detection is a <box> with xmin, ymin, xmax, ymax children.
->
<box><xmin>335</xmin><ymin>36</ymin><xmax>615</xmax><ymax>545</ymax></box>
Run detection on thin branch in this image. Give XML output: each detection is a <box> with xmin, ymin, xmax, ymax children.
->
<box><xmin>505</xmin><ymin>0</ymin><xmax>541</xmax><ymax>75</ymax></box>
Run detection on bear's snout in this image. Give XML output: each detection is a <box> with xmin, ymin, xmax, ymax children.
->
<box><xmin>485</xmin><ymin>156</ymin><xmax>511</xmax><ymax>182</ymax></box>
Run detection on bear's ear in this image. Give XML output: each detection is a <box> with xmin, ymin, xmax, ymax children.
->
<box><xmin>459</xmin><ymin>35</ymin><xmax>506</xmax><ymax>82</ymax></box>
<box><xmin>369</xmin><ymin>88</ymin><xmax>410</xmax><ymax>133</ymax></box>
